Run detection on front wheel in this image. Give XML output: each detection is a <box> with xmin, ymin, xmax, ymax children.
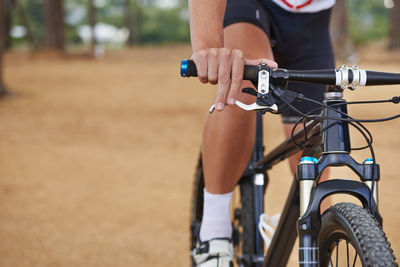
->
<box><xmin>319</xmin><ymin>202</ymin><xmax>397</xmax><ymax>267</ymax></box>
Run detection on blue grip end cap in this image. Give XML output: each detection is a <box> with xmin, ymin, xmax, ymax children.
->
<box><xmin>181</xmin><ymin>59</ymin><xmax>188</xmax><ymax>77</ymax></box>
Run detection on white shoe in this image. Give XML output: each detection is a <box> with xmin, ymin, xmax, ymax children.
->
<box><xmin>191</xmin><ymin>238</ymin><xmax>234</xmax><ymax>267</ymax></box>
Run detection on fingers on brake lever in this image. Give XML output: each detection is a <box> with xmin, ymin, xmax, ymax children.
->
<box><xmin>208</xmin><ymin>85</ymin><xmax>278</xmax><ymax>113</ymax></box>
<box><xmin>208</xmin><ymin>100</ymin><xmax>278</xmax><ymax>114</ymax></box>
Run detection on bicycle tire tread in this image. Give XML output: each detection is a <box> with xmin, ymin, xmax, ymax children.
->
<box><xmin>190</xmin><ymin>154</ymin><xmax>204</xmax><ymax>250</ymax></box>
<box><xmin>239</xmin><ymin>178</ymin><xmax>255</xmax><ymax>255</ymax></box>
<box><xmin>322</xmin><ymin>202</ymin><xmax>398</xmax><ymax>267</ymax></box>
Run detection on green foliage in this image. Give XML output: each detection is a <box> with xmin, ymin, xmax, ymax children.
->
<box><xmin>347</xmin><ymin>0</ymin><xmax>389</xmax><ymax>45</ymax></box>
<box><xmin>66</xmin><ymin>24</ymin><xmax>82</xmax><ymax>44</ymax></box>
<box><xmin>141</xmin><ymin>7</ymin><xmax>189</xmax><ymax>44</ymax></box>
<box><xmin>6</xmin><ymin>0</ymin><xmax>390</xmax><ymax>47</ymax></box>
<box><xmin>13</xmin><ymin>0</ymin><xmax>44</xmax><ymax>46</ymax></box>
<box><xmin>7</xmin><ymin>0</ymin><xmax>190</xmax><ymax>47</ymax></box>
<box><xmin>23</xmin><ymin>0</ymin><xmax>44</xmax><ymax>39</ymax></box>
<box><xmin>95</xmin><ymin>2</ymin><xmax>125</xmax><ymax>28</ymax></box>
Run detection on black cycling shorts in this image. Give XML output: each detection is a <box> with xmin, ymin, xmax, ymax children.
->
<box><xmin>223</xmin><ymin>0</ymin><xmax>335</xmax><ymax>123</ymax></box>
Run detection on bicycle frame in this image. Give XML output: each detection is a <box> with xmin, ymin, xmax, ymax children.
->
<box><xmin>180</xmin><ymin>59</ymin><xmax>400</xmax><ymax>267</ymax></box>
<box><xmin>243</xmin><ymin>92</ymin><xmax>382</xmax><ymax>267</ymax></box>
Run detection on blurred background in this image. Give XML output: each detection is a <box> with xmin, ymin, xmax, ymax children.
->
<box><xmin>0</xmin><ymin>0</ymin><xmax>399</xmax><ymax>266</ymax></box>
<box><xmin>0</xmin><ymin>0</ymin><xmax>399</xmax><ymax>56</ymax></box>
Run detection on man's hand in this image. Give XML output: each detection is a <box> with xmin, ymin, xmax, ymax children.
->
<box><xmin>192</xmin><ymin>48</ymin><xmax>278</xmax><ymax>111</ymax></box>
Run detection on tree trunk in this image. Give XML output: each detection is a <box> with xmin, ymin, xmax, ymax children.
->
<box><xmin>0</xmin><ymin>0</ymin><xmax>4</xmax><ymax>90</ymax></box>
<box><xmin>0</xmin><ymin>0</ymin><xmax>10</xmax><ymax>96</ymax></box>
<box><xmin>389</xmin><ymin>0</ymin><xmax>400</xmax><ymax>49</ymax></box>
<box><xmin>329</xmin><ymin>0</ymin><xmax>355</xmax><ymax>61</ymax></box>
<box><xmin>124</xmin><ymin>0</ymin><xmax>141</xmax><ymax>45</ymax></box>
<box><xmin>88</xmin><ymin>0</ymin><xmax>97</xmax><ymax>56</ymax></box>
<box><xmin>43</xmin><ymin>0</ymin><xmax>64</xmax><ymax>51</ymax></box>
<box><xmin>3</xmin><ymin>0</ymin><xmax>15</xmax><ymax>50</ymax></box>
<box><xmin>15</xmin><ymin>0</ymin><xmax>36</xmax><ymax>49</ymax></box>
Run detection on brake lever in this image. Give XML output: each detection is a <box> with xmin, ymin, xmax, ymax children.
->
<box><xmin>209</xmin><ymin>63</ymin><xmax>279</xmax><ymax>113</ymax></box>
<box><xmin>208</xmin><ymin>101</ymin><xmax>278</xmax><ymax>113</ymax></box>
<box><xmin>235</xmin><ymin>101</ymin><xmax>278</xmax><ymax>112</ymax></box>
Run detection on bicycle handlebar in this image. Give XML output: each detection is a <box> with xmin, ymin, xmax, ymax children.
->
<box><xmin>180</xmin><ymin>59</ymin><xmax>400</xmax><ymax>88</ymax></box>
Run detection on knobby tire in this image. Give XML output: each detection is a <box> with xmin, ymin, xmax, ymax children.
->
<box><xmin>319</xmin><ymin>202</ymin><xmax>397</xmax><ymax>267</ymax></box>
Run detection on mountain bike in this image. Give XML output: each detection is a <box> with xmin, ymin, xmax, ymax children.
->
<box><xmin>181</xmin><ymin>60</ymin><xmax>400</xmax><ymax>267</ymax></box>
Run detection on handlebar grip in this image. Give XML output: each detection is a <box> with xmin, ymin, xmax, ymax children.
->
<box><xmin>180</xmin><ymin>59</ymin><xmax>259</xmax><ymax>82</ymax></box>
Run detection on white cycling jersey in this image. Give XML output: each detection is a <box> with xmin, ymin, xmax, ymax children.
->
<box><xmin>271</xmin><ymin>0</ymin><xmax>336</xmax><ymax>13</ymax></box>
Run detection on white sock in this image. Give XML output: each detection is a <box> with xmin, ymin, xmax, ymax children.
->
<box><xmin>199</xmin><ymin>189</ymin><xmax>233</xmax><ymax>242</ymax></box>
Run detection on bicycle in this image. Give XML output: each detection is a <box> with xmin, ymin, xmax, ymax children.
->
<box><xmin>181</xmin><ymin>60</ymin><xmax>400</xmax><ymax>267</ymax></box>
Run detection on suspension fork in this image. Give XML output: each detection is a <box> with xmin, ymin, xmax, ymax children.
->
<box><xmin>297</xmin><ymin>92</ymin><xmax>351</xmax><ymax>267</ymax></box>
<box><xmin>296</xmin><ymin>92</ymin><xmax>381</xmax><ymax>267</ymax></box>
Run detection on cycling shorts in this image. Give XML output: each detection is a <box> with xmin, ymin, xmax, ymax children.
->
<box><xmin>223</xmin><ymin>0</ymin><xmax>335</xmax><ymax>124</ymax></box>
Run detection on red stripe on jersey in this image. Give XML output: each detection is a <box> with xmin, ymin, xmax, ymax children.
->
<box><xmin>281</xmin><ymin>0</ymin><xmax>294</xmax><ymax>8</ymax></box>
<box><xmin>296</xmin><ymin>0</ymin><xmax>313</xmax><ymax>9</ymax></box>
<box><xmin>281</xmin><ymin>0</ymin><xmax>313</xmax><ymax>10</ymax></box>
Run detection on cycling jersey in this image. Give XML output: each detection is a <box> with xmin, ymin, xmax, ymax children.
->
<box><xmin>223</xmin><ymin>0</ymin><xmax>335</xmax><ymax>123</ymax></box>
<box><xmin>271</xmin><ymin>0</ymin><xmax>335</xmax><ymax>13</ymax></box>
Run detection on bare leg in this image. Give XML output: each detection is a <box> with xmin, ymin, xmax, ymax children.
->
<box><xmin>202</xmin><ymin>23</ymin><xmax>274</xmax><ymax>194</ymax></box>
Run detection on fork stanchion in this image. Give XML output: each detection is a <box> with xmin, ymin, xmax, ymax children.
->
<box><xmin>297</xmin><ymin>158</ymin><xmax>319</xmax><ymax>267</ymax></box>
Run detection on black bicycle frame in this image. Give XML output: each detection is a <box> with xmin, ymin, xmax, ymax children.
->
<box><xmin>180</xmin><ymin>59</ymin><xmax>400</xmax><ymax>266</ymax></box>
<box><xmin>243</xmin><ymin>94</ymin><xmax>381</xmax><ymax>267</ymax></box>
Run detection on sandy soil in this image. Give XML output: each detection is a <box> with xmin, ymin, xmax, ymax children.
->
<box><xmin>0</xmin><ymin>45</ymin><xmax>399</xmax><ymax>266</ymax></box>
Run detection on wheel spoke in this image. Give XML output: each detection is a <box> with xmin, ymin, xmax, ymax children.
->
<box><xmin>326</xmin><ymin>239</ymin><xmax>360</xmax><ymax>267</ymax></box>
<box><xmin>318</xmin><ymin>203</ymin><xmax>396</xmax><ymax>267</ymax></box>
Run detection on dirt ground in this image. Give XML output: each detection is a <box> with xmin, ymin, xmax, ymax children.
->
<box><xmin>0</xmin><ymin>45</ymin><xmax>399</xmax><ymax>266</ymax></box>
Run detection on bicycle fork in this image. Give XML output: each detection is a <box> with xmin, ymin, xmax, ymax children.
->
<box><xmin>296</xmin><ymin>92</ymin><xmax>381</xmax><ymax>267</ymax></box>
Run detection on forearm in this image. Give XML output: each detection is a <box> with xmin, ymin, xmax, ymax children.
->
<box><xmin>189</xmin><ymin>0</ymin><xmax>226</xmax><ymax>52</ymax></box>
